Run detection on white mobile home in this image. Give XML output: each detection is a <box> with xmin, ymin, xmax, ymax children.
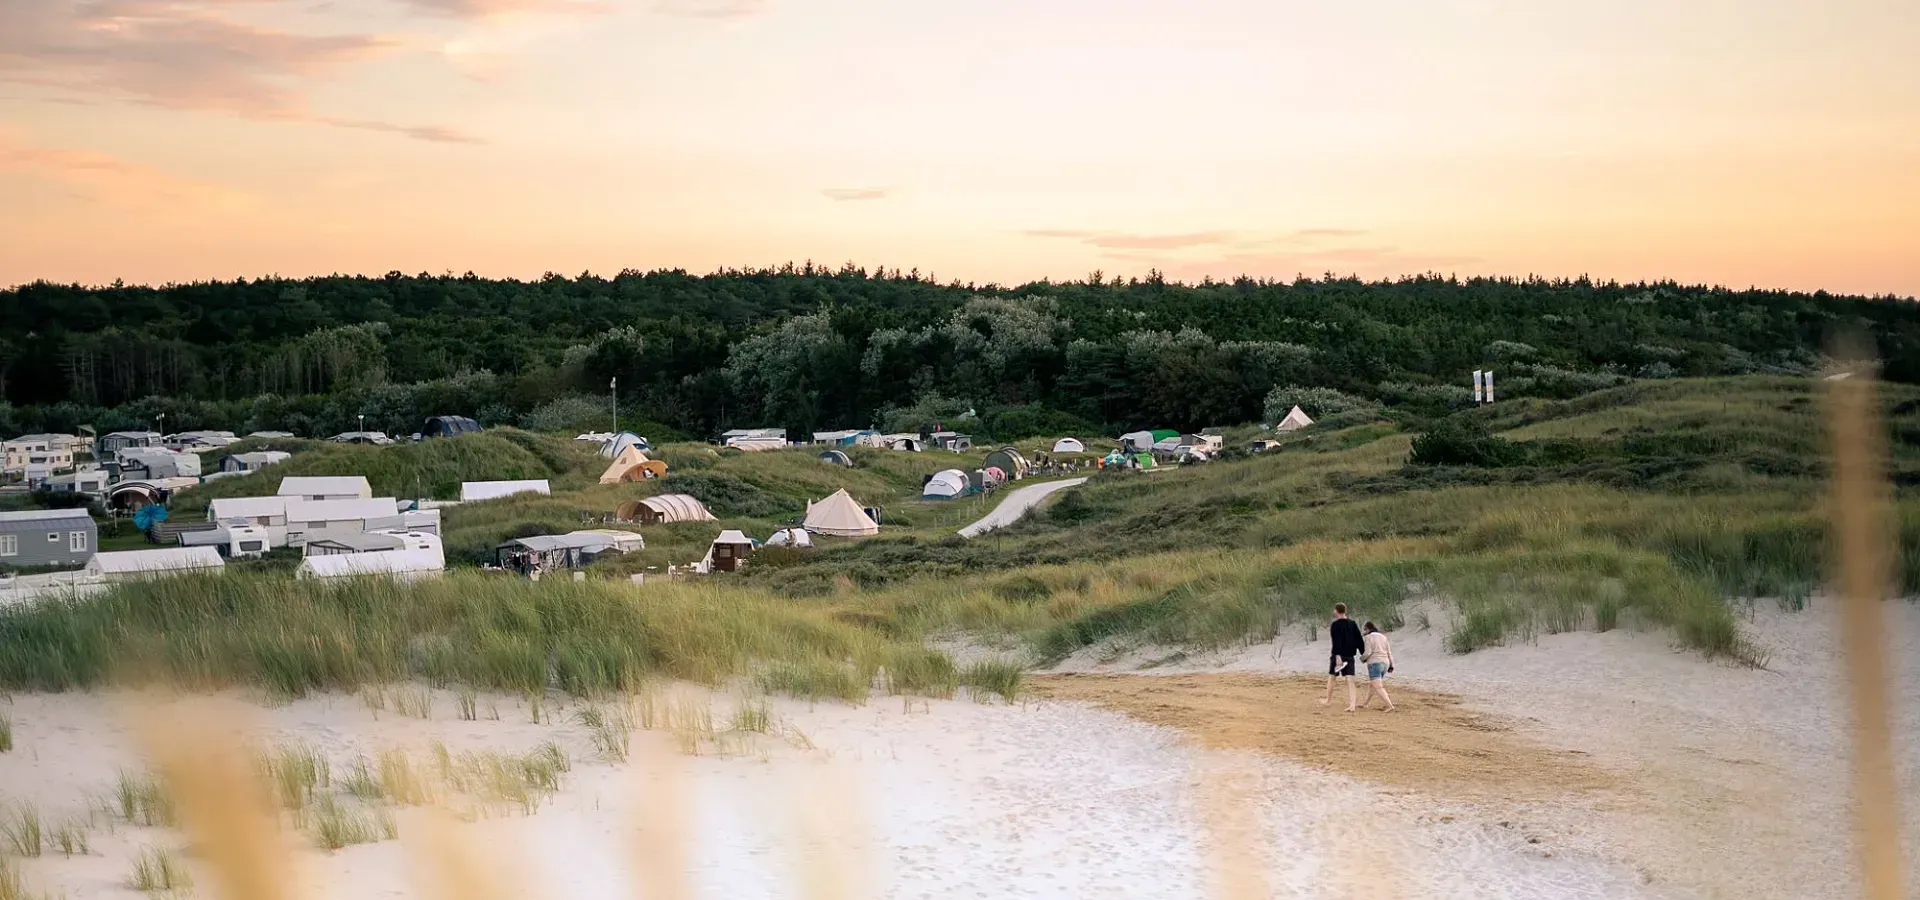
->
<box><xmin>284</xmin><ymin>497</ymin><xmax>405</xmax><ymax>546</ymax></box>
<box><xmin>219</xmin><ymin>451</ymin><xmax>291</xmax><ymax>474</ymax></box>
<box><xmin>208</xmin><ymin>496</ymin><xmax>291</xmax><ymax>528</ymax></box>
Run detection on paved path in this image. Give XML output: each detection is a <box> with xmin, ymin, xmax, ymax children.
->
<box><xmin>958</xmin><ymin>477</ymin><xmax>1088</xmax><ymax>539</ymax></box>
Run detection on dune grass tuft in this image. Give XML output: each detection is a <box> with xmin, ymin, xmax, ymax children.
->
<box><xmin>128</xmin><ymin>847</ymin><xmax>190</xmax><ymax>893</ymax></box>
<box><xmin>1</xmin><ymin>805</ymin><xmax>43</xmax><ymax>857</ymax></box>
<box><xmin>0</xmin><ymin>713</ymin><xmax>11</xmax><ymax>753</ymax></box>
<box><xmin>112</xmin><ymin>771</ymin><xmax>178</xmax><ymax>828</ymax></box>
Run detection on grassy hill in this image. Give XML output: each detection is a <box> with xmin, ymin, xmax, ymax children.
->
<box><xmin>6</xmin><ymin>375</ymin><xmax>1912</xmax><ymax>697</ymax></box>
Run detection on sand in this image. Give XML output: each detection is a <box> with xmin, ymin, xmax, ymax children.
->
<box><xmin>1</xmin><ymin>597</ymin><xmax>1914</xmax><ymax>899</ymax></box>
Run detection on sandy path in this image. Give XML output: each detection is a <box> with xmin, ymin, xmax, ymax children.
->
<box><xmin>1044</xmin><ymin>598</ymin><xmax>1920</xmax><ymax>900</ymax></box>
<box><xmin>957</xmin><ymin>477</ymin><xmax>1086</xmax><ymax>538</ymax></box>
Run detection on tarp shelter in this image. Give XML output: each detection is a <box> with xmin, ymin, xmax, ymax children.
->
<box><xmin>615</xmin><ymin>494</ymin><xmax>716</xmax><ymax>525</ymax></box>
<box><xmin>764</xmin><ymin>528</ymin><xmax>812</xmax><ymax>548</ymax></box>
<box><xmin>884</xmin><ymin>436</ymin><xmax>924</xmax><ymax>452</ymax></box>
<box><xmin>1275</xmin><ymin>405</ymin><xmax>1315</xmax><ymax>432</ymax></box>
<box><xmin>922</xmin><ymin>469</ymin><xmax>969</xmax><ymax>499</ymax></box>
<box><xmin>460</xmin><ymin>480</ymin><xmax>551</xmax><ymax>502</ymax></box>
<box><xmin>983</xmin><ymin>447</ymin><xmax>1029</xmax><ymax>480</ymax></box>
<box><xmin>85</xmin><ymin>547</ymin><xmax>225</xmax><ymax>581</ymax></box>
<box><xmin>803</xmin><ymin>489</ymin><xmax>879</xmax><ymax>537</ymax></box>
<box><xmin>297</xmin><ymin>548</ymin><xmax>444</xmax><ymax>581</ymax></box>
<box><xmin>818</xmin><ymin>450</ymin><xmax>854</xmax><ymax>468</ymax></box>
<box><xmin>495</xmin><ymin>531</ymin><xmax>633</xmax><ymax>575</ymax></box>
<box><xmin>600</xmin><ymin>432</ymin><xmax>650</xmax><ymax>458</ymax></box>
<box><xmin>705</xmin><ymin>530</ymin><xmax>754</xmax><ymax>572</ymax></box>
<box><xmin>422</xmin><ymin>416</ymin><xmax>482</xmax><ymax>438</ymax></box>
<box><xmin>1052</xmin><ymin>438</ymin><xmax>1085</xmax><ymax>453</ymax></box>
<box><xmin>1119</xmin><ymin>430</ymin><xmax>1155</xmax><ymax>452</ymax></box>
<box><xmin>1150</xmin><ymin>429</ymin><xmax>1180</xmax><ymax>443</ymax></box>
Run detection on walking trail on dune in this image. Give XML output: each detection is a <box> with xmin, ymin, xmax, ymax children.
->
<box><xmin>957</xmin><ymin>477</ymin><xmax>1086</xmax><ymax>538</ymax></box>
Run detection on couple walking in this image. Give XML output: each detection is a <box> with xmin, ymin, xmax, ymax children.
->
<box><xmin>1321</xmin><ymin>603</ymin><xmax>1394</xmax><ymax>712</ymax></box>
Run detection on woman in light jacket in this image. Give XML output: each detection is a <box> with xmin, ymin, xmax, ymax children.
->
<box><xmin>1359</xmin><ymin>621</ymin><xmax>1396</xmax><ymax>711</ymax></box>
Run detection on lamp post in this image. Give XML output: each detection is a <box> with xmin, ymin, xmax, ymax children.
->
<box><xmin>611</xmin><ymin>377</ymin><xmax>618</xmax><ymax>435</ymax></box>
<box><xmin>358</xmin><ymin>414</ymin><xmax>365</xmax><ymax>434</ymax></box>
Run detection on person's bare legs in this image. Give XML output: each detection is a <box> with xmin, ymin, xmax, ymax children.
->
<box><xmin>1321</xmin><ymin>658</ymin><xmax>1341</xmax><ymax>705</ymax></box>
<box><xmin>1344</xmin><ymin>675</ymin><xmax>1357</xmax><ymax>712</ymax></box>
<box><xmin>1357</xmin><ymin>679</ymin><xmax>1377</xmax><ymax>709</ymax></box>
<box><xmin>1370</xmin><ymin>676</ymin><xmax>1395</xmax><ymax>711</ymax></box>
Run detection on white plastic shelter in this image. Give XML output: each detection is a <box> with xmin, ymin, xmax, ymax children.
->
<box><xmin>85</xmin><ymin>547</ymin><xmax>225</xmax><ymax>581</ymax></box>
<box><xmin>296</xmin><ymin>548</ymin><xmax>445</xmax><ymax>581</ymax></box>
<box><xmin>459</xmin><ymin>480</ymin><xmax>551</xmax><ymax>502</ymax></box>
<box><xmin>278</xmin><ymin>476</ymin><xmax>372</xmax><ymax>501</ymax></box>
<box><xmin>803</xmin><ymin>489</ymin><xmax>879</xmax><ymax>537</ymax></box>
<box><xmin>922</xmin><ymin>469</ymin><xmax>970</xmax><ymax>499</ymax></box>
<box><xmin>1052</xmin><ymin>438</ymin><xmax>1085</xmax><ymax>453</ymax></box>
<box><xmin>1119</xmin><ymin>430</ymin><xmax>1155</xmax><ymax>452</ymax></box>
<box><xmin>764</xmin><ymin>528</ymin><xmax>812</xmax><ymax>548</ymax></box>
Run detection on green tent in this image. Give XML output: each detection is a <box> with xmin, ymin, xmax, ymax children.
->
<box><xmin>1149</xmin><ymin>429</ymin><xmax>1180</xmax><ymax>443</ymax></box>
<box><xmin>1131</xmin><ymin>453</ymin><xmax>1156</xmax><ymax>468</ymax></box>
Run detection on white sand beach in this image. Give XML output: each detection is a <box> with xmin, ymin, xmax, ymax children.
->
<box><xmin>1</xmin><ymin>598</ymin><xmax>1914</xmax><ymax>899</ymax></box>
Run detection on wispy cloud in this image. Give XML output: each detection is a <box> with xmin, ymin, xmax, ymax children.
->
<box><xmin>1023</xmin><ymin>229</ymin><xmax>1239</xmax><ymax>250</ymax></box>
<box><xmin>0</xmin><ymin>0</ymin><xmax>476</xmax><ymax>142</ymax></box>
<box><xmin>401</xmin><ymin>0</ymin><xmax>607</xmax><ymax>18</ymax></box>
<box><xmin>822</xmin><ymin>186</ymin><xmax>891</xmax><ymax>201</ymax></box>
<box><xmin>649</xmin><ymin>0</ymin><xmax>768</xmax><ymax>19</ymax></box>
<box><xmin>0</xmin><ymin>129</ymin><xmax>254</xmax><ymax>211</ymax></box>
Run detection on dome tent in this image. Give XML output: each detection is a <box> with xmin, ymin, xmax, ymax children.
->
<box><xmin>1052</xmin><ymin>438</ymin><xmax>1085</xmax><ymax>453</ymax></box>
<box><xmin>599</xmin><ymin>432</ymin><xmax>650</xmax><ymax>459</ymax></box>
<box><xmin>819</xmin><ymin>450</ymin><xmax>854</xmax><ymax>468</ymax></box>
<box><xmin>922</xmin><ymin>469</ymin><xmax>969</xmax><ymax>499</ymax></box>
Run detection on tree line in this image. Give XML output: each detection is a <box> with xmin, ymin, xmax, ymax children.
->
<box><xmin>3</xmin><ymin>266</ymin><xmax>1915</xmax><ymax>440</ymax></box>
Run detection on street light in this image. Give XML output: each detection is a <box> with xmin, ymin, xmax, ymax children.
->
<box><xmin>610</xmin><ymin>377</ymin><xmax>618</xmax><ymax>435</ymax></box>
<box><xmin>156</xmin><ymin>412</ymin><xmax>165</xmax><ymax>437</ymax></box>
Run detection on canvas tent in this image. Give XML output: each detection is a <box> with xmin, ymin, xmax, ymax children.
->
<box><xmin>883</xmin><ymin>436</ymin><xmax>924</xmax><ymax>452</ymax></box>
<box><xmin>422</xmin><ymin>416</ymin><xmax>482</xmax><ymax>438</ymax></box>
<box><xmin>818</xmin><ymin>450</ymin><xmax>854</xmax><ymax>468</ymax></box>
<box><xmin>1052</xmin><ymin>438</ymin><xmax>1085</xmax><ymax>453</ymax></box>
<box><xmin>1119</xmin><ymin>430</ymin><xmax>1155</xmax><ymax>452</ymax></box>
<box><xmin>599</xmin><ymin>446</ymin><xmax>667</xmax><ymax>483</ymax></box>
<box><xmin>614</xmin><ymin>494</ymin><xmax>716</xmax><ymax>525</ymax></box>
<box><xmin>983</xmin><ymin>447</ymin><xmax>1030</xmax><ymax>480</ymax></box>
<box><xmin>922</xmin><ymin>469</ymin><xmax>969</xmax><ymax>499</ymax></box>
<box><xmin>460</xmin><ymin>480</ymin><xmax>551</xmax><ymax>502</ymax></box>
<box><xmin>1275</xmin><ymin>405</ymin><xmax>1315</xmax><ymax>432</ymax></box>
<box><xmin>803</xmin><ymin>489</ymin><xmax>879</xmax><ymax>537</ymax></box>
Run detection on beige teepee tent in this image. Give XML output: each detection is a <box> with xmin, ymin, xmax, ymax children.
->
<box><xmin>1276</xmin><ymin>405</ymin><xmax>1315</xmax><ymax>432</ymax></box>
<box><xmin>803</xmin><ymin>488</ymin><xmax>879</xmax><ymax>537</ymax></box>
<box><xmin>599</xmin><ymin>445</ymin><xmax>653</xmax><ymax>484</ymax></box>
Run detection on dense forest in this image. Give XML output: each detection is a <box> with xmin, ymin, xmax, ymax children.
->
<box><xmin>3</xmin><ymin>266</ymin><xmax>1917</xmax><ymax>440</ymax></box>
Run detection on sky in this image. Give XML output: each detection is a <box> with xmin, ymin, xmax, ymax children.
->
<box><xmin>2</xmin><ymin>0</ymin><xmax>1917</xmax><ymax>295</ymax></box>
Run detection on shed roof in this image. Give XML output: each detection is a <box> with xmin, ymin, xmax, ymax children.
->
<box><xmin>278</xmin><ymin>476</ymin><xmax>372</xmax><ymax>498</ymax></box>
<box><xmin>286</xmin><ymin>497</ymin><xmax>402</xmax><ymax>523</ymax></box>
<box><xmin>460</xmin><ymin>480</ymin><xmax>551</xmax><ymax>502</ymax></box>
<box><xmin>0</xmin><ymin>508</ymin><xmax>93</xmax><ymax>526</ymax></box>
<box><xmin>209</xmin><ymin>496</ymin><xmax>290</xmax><ymax>521</ymax></box>
<box><xmin>297</xmin><ymin>549</ymin><xmax>443</xmax><ymax>578</ymax></box>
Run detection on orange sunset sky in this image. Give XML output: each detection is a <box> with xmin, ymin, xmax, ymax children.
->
<box><xmin>2</xmin><ymin>0</ymin><xmax>1917</xmax><ymax>295</ymax></box>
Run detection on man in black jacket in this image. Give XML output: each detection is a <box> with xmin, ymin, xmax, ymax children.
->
<box><xmin>1321</xmin><ymin>603</ymin><xmax>1365</xmax><ymax>712</ymax></box>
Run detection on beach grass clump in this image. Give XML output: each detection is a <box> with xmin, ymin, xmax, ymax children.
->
<box><xmin>257</xmin><ymin>742</ymin><xmax>331</xmax><ymax>814</ymax></box>
<box><xmin>756</xmin><ymin>661</ymin><xmax>867</xmax><ymax>703</ymax></box>
<box><xmin>574</xmin><ymin>705</ymin><xmax>632</xmax><ymax>762</ymax></box>
<box><xmin>307</xmin><ymin>797</ymin><xmax>395</xmax><ymax>851</ymax></box>
<box><xmin>0</xmin><ymin>713</ymin><xmax>11</xmax><ymax>753</ymax></box>
<box><xmin>51</xmin><ymin>819</ymin><xmax>89</xmax><ymax>858</ymax></box>
<box><xmin>434</xmin><ymin>744</ymin><xmax>570</xmax><ymax>816</ymax></box>
<box><xmin>128</xmin><ymin>847</ymin><xmax>190</xmax><ymax>893</ymax></box>
<box><xmin>112</xmin><ymin>771</ymin><xmax>178</xmax><ymax>828</ymax></box>
<box><xmin>959</xmin><ymin>659</ymin><xmax>1025</xmax><ymax>702</ymax></box>
<box><xmin>1</xmin><ymin>806</ymin><xmax>43</xmax><ymax>857</ymax></box>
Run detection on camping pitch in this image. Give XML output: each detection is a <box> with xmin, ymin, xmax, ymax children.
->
<box><xmin>803</xmin><ymin>488</ymin><xmax>879</xmax><ymax>537</ymax></box>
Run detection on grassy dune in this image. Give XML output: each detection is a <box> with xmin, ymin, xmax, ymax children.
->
<box><xmin>3</xmin><ymin>376</ymin><xmax>1907</xmax><ymax>697</ymax></box>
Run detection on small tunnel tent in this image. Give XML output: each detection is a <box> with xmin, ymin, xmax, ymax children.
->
<box><xmin>422</xmin><ymin>416</ymin><xmax>482</xmax><ymax>438</ymax></box>
<box><xmin>819</xmin><ymin>449</ymin><xmax>854</xmax><ymax>468</ymax></box>
<box><xmin>614</xmin><ymin>494</ymin><xmax>718</xmax><ymax>524</ymax></box>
